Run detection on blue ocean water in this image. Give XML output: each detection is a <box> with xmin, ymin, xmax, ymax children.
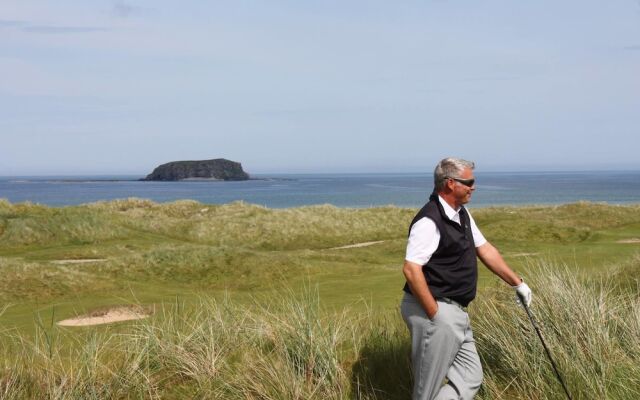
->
<box><xmin>0</xmin><ymin>171</ymin><xmax>638</xmax><ymax>208</ymax></box>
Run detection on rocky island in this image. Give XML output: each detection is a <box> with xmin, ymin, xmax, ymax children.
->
<box><xmin>142</xmin><ymin>158</ymin><xmax>250</xmax><ymax>181</ymax></box>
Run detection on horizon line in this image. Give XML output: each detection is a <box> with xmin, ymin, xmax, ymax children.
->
<box><xmin>1</xmin><ymin>167</ymin><xmax>639</xmax><ymax>178</ymax></box>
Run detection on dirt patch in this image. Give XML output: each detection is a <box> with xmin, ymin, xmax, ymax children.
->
<box><xmin>508</xmin><ymin>252</ymin><xmax>539</xmax><ymax>257</ymax></box>
<box><xmin>617</xmin><ymin>238</ymin><xmax>640</xmax><ymax>244</ymax></box>
<box><xmin>57</xmin><ymin>306</ymin><xmax>151</xmax><ymax>327</ymax></box>
<box><xmin>330</xmin><ymin>240</ymin><xmax>386</xmax><ymax>250</ymax></box>
<box><xmin>51</xmin><ymin>259</ymin><xmax>107</xmax><ymax>265</ymax></box>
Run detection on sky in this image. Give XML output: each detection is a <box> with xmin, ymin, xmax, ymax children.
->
<box><xmin>1</xmin><ymin>1</ymin><xmax>639</xmax><ymax>175</ymax></box>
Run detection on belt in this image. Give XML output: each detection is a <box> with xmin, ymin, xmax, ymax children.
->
<box><xmin>436</xmin><ymin>297</ymin><xmax>466</xmax><ymax>310</ymax></box>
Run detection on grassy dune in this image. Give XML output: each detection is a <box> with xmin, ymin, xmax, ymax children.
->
<box><xmin>1</xmin><ymin>199</ymin><xmax>639</xmax><ymax>398</ymax></box>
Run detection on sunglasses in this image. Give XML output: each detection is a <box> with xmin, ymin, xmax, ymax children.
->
<box><xmin>448</xmin><ymin>177</ymin><xmax>475</xmax><ymax>187</ymax></box>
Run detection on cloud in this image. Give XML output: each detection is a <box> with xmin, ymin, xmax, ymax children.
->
<box><xmin>624</xmin><ymin>45</ymin><xmax>640</xmax><ymax>51</ymax></box>
<box><xmin>112</xmin><ymin>1</ymin><xmax>135</xmax><ymax>18</ymax></box>
<box><xmin>0</xmin><ymin>19</ymin><xmax>26</xmax><ymax>27</ymax></box>
<box><xmin>459</xmin><ymin>75</ymin><xmax>529</xmax><ymax>82</ymax></box>
<box><xmin>22</xmin><ymin>26</ymin><xmax>109</xmax><ymax>34</ymax></box>
<box><xmin>0</xmin><ymin>19</ymin><xmax>108</xmax><ymax>35</ymax></box>
<box><xmin>111</xmin><ymin>1</ymin><xmax>151</xmax><ymax>18</ymax></box>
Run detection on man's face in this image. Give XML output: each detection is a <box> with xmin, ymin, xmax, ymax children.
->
<box><xmin>450</xmin><ymin>167</ymin><xmax>476</xmax><ymax>206</ymax></box>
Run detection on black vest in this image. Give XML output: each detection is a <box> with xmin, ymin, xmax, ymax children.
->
<box><xmin>403</xmin><ymin>192</ymin><xmax>478</xmax><ymax>306</ymax></box>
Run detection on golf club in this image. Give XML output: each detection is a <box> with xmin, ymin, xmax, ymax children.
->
<box><xmin>521</xmin><ymin>301</ymin><xmax>573</xmax><ymax>400</ymax></box>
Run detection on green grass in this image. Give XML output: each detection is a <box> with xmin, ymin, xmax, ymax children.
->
<box><xmin>0</xmin><ymin>199</ymin><xmax>412</xmax><ymax>329</ymax></box>
<box><xmin>1</xmin><ymin>262</ymin><xmax>639</xmax><ymax>399</ymax></box>
<box><xmin>0</xmin><ymin>198</ymin><xmax>639</xmax><ymax>398</ymax></box>
<box><xmin>474</xmin><ymin>259</ymin><xmax>640</xmax><ymax>399</ymax></box>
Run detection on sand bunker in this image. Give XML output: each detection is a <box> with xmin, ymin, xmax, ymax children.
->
<box><xmin>51</xmin><ymin>258</ymin><xmax>107</xmax><ymax>265</ymax></box>
<box><xmin>57</xmin><ymin>306</ymin><xmax>150</xmax><ymax>327</ymax></box>
<box><xmin>617</xmin><ymin>238</ymin><xmax>640</xmax><ymax>244</ymax></box>
<box><xmin>330</xmin><ymin>240</ymin><xmax>385</xmax><ymax>250</ymax></box>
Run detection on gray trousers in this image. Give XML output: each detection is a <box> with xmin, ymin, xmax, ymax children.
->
<box><xmin>400</xmin><ymin>293</ymin><xmax>483</xmax><ymax>400</ymax></box>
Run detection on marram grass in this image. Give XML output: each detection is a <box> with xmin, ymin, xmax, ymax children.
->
<box><xmin>1</xmin><ymin>260</ymin><xmax>639</xmax><ymax>399</ymax></box>
<box><xmin>474</xmin><ymin>259</ymin><xmax>640</xmax><ymax>399</ymax></box>
<box><xmin>2</xmin><ymin>199</ymin><xmax>639</xmax><ymax>307</ymax></box>
<box><xmin>2</xmin><ymin>199</ymin><xmax>640</xmax><ymax>398</ymax></box>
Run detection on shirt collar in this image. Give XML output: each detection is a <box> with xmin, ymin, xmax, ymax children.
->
<box><xmin>438</xmin><ymin>195</ymin><xmax>461</xmax><ymax>221</ymax></box>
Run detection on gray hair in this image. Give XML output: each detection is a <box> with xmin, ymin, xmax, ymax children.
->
<box><xmin>434</xmin><ymin>157</ymin><xmax>475</xmax><ymax>191</ymax></box>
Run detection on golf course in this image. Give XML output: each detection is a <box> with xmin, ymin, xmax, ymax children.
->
<box><xmin>1</xmin><ymin>198</ymin><xmax>639</xmax><ymax>399</ymax></box>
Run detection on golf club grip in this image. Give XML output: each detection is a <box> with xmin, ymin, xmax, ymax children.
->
<box><xmin>523</xmin><ymin>304</ymin><xmax>573</xmax><ymax>400</ymax></box>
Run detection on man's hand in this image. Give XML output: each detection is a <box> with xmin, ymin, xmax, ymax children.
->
<box><xmin>403</xmin><ymin>260</ymin><xmax>439</xmax><ymax>319</ymax></box>
<box><xmin>513</xmin><ymin>281</ymin><xmax>532</xmax><ymax>307</ymax></box>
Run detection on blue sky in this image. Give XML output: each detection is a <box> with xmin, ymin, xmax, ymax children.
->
<box><xmin>1</xmin><ymin>1</ymin><xmax>639</xmax><ymax>175</ymax></box>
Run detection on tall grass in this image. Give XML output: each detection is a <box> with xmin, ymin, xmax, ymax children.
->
<box><xmin>2</xmin><ymin>199</ymin><xmax>639</xmax><ymax>306</ymax></box>
<box><xmin>473</xmin><ymin>202</ymin><xmax>640</xmax><ymax>243</ymax></box>
<box><xmin>0</xmin><ymin>198</ymin><xmax>411</xmax><ymax>255</ymax></box>
<box><xmin>2</xmin><ymin>199</ymin><xmax>640</xmax><ymax>398</ymax></box>
<box><xmin>474</xmin><ymin>260</ymin><xmax>640</xmax><ymax>399</ymax></box>
<box><xmin>0</xmin><ymin>287</ymin><xmax>368</xmax><ymax>399</ymax></box>
<box><xmin>1</xmin><ymin>259</ymin><xmax>639</xmax><ymax>399</ymax></box>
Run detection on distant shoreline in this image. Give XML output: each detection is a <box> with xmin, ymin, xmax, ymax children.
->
<box><xmin>2</xmin><ymin>171</ymin><xmax>639</xmax><ymax>209</ymax></box>
<box><xmin>2</xmin><ymin>169</ymin><xmax>639</xmax><ymax>179</ymax></box>
<box><xmin>4</xmin><ymin>177</ymin><xmax>292</xmax><ymax>183</ymax></box>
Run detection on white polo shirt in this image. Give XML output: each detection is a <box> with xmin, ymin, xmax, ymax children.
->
<box><xmin>405</xmin><ymin>196</ymin><xmax>487</xmax><ymax>265</ymax></box>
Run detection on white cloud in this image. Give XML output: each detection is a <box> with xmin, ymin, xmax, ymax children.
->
<box><xmin>112</xmin><ymin>2</ymin><xmax>135</xmax><ymax>18</ymax></box>
<box><xmin>22</xmin><ymin>25</ymin><xmax>109</xmax><ymax>34</ymax></box>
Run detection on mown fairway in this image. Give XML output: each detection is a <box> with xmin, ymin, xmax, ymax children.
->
<box><xmin>0</xmin><ymin>198</ymin><xmax>639</xmax><ymax>398</ymax></box>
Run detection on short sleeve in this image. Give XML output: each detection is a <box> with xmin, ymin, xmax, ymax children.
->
<box><xmin>467</xmin><ymin>210</ymin><xmax>487</xmax><ymax>247</ymax></box>
<box><xmin>405</xmin><ymin>217</ymin><xmax>440</xmax><ymax>265</ymax></box>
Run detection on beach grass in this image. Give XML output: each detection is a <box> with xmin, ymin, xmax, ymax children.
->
<box><xmin>1</xmin><ymin>262</ymin><xmax>639</xmax><ymax>399</ymax></box>
<box><xmin>0</xmin><ymin>198</ymin><xmax>639</xmax><ymax>398</ymax></box>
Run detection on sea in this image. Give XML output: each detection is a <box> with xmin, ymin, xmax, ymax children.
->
<box><xmin>0</xmin><ymin>171</ymin><xmax>639</xmax><ymax>209</ymax></box>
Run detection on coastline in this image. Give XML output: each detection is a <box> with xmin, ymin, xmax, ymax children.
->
<box><xmin>1</xmin><ymin>196</ymin><xmax>638</xmax><ymax>211</ymax></box>
<box><xmin>1</xmin><ymin>171</ymin><xmax>639</xmax><ymax>208</ymax></box>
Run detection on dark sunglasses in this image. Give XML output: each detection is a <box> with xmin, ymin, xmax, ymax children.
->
<box><xmin>448</xmin><ymin>177</ymin><xmax>475</xmax><ymax>187</ymax></box>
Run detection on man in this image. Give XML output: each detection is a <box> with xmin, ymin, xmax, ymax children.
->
<box><xmin>401</xmin><ymin>157</ymin><xmax>532</xmax><ymax>400</ymax></box>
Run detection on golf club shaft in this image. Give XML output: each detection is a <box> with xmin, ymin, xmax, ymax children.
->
<box><xmin>523</xmin><ymin>304</ymin><xmax>573</xmax><ymax>400</ymax></box>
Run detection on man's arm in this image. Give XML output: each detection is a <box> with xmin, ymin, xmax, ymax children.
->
<box><xmin>476</xmin><ymin>241</ymin><xmax>533</xmax><ymax>306</ymax></box>
<box><xmin>475</xmin><ymin>242</ymin><xmax>521</xmax><ymax>286</ymax></box>
<box><xmin>403</xmin><ymin>260</ymin><xmax>439</xmax><ymax>319</ymax></box>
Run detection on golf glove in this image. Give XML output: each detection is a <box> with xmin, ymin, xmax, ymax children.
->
<box><xmin>513</xmin><ymin>280</ymin><xmax>532</xmax><ymax>307</ymax></box>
